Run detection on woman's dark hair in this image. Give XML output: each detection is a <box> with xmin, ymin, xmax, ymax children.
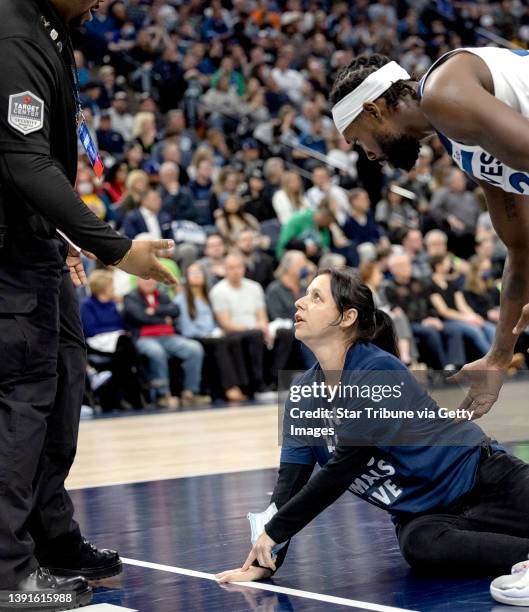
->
<box><xmin>430</xmin><ymin>253</ymin><xmax>449</xmax><ymax>272</ymax></box>
<box><xmin>184</xmin><ymin>265</ymin><xmax>210</xmax><ymax>320</ymax></box>
<box><xmin>330</xmin><ymin>53</ymin><xmax>417</xmax><ymax>110</ymax></box>
<box><xmin>319</xmin><ymin>267</ymin><xmax>400</xmax><ymax>358</ymax></box>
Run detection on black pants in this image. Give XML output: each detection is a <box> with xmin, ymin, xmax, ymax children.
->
<box><xmin>227</xmin><ymin>330</ymin><xmax>264</xmax><ymax>394</ymax></box>
<box><xmin>196</xmin><ymin>335</ymin><xmax>249</xmax><ymax>397</ymax></box>
<box><xmin>0</xmin><ymin>243</ymin><xmax>84</xmax><ymax>587</ymax></box>
<box><xmin>397</xmin><ymin>450</ymin><xmax>529</xmax><ymax>576</ymax></box>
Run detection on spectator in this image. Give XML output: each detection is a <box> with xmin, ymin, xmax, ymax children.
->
<box><xmin>159</xmin><ymin>162</ymin><xmax>198</xmax><ymax>223</ymax></box>
<box><xmin>188</xmin><ymin>157</ymin><xmax>215</xmax><ymax>227</ymax></box>
<box><xmin>272</xmin><ymin>171</ymin><xmax>310</xmax><ymax>225</ymax></box>
<box><xmin>96</xmin><ymin>111</ymin><xmax>125</xmax><ymax>156</ymax></box>
<box><xmin>266</xmin><ymin>250</ymin><xmax>313</xmax><ymax>321</ymax></box>
<box><xmin>401</xmin><ymin>228</ymin><xmax>431</xmax><ymax>281</ymax></box>
<box><xmin>122</xmin><ymin>189</ymin><xmax>173</xmax><ymax>241</ymax></box>
<box><xmin>209</xmin><ymin>253</ymin><xmax>275</xmax><ymax>396</ymax></box>
<box><xmin>133</xmin><ymin>111</ymin><xmax>158</xmax><ymax>156</ymax></box>
<box><xmin>123</xmin><ymin>278</ymin><xmax>209</xmax><ymax>408</ymax></box>
<box><xmin>360</xmin><ymin>260</ymin><xmax>418</xmax><ymax>366</ymax></box>
<box><xmin>216</xmin><ymin>195</ymin><xmax>260</xmax><ymax>246</ymax></box>
<box><xmin>236</xmin><ymin>229</ymin><xmax>275</xmax><ymax>289</ymax></box>
<box><xmin>117</xmin><ymin>169</ymin><xmax>149</xmax><ymax>222</ymax></box>
<box><xmin>241</xmin><ymin>169</ymin><xmax>269</xmax><ymax>222</ymax></box>
<box><xmin>385</xmin><ymin>253</ymin><xmax>465</xmax><ymax>371</ymax></box>
<box><xmin>429</xmin><ymin>254</ymin><xmax>495</xmax><ymax>359</ymax></box>
<box><xmin>80</xmin><ymin>271</ymin><xmax>144</xmax><ymax>411</ymax></box>
<box><xmin>103</xmin><ymin>161</ymin><xmax>128</xmax><ymax>204</ymax></box>
<box><xmin>375</xmin><ymin>182</ymin><xmax>419</xmax><ymax>241</ymax></box>
<box><xmin>429</xmin><ymin>169</ymin><xmax>481</xmax><ymax>259</ymax></box>
<box><xmin>306</xmin><ymin>165</ymin><xmax>351</xmax><ymax>225</ymax></box>
<box><xmin>109</xmin><ymin>91</ymin><xmax>134</xmax><ymax>142</ymax></box>
<box><xmin>197</xmin><ymin>233</ymin><xmax>227</xmax><ymax>287</ymax></box>
<box><xmin>276</xmin><ymin>202</ymin><xmax>334</xmax><ymax>260</ymax></box>
<box><xmin>261</xmin><ymin>157</ymin><xmax>285</xmax><ymax>221</ymax></box>
<box><xmin>174</xmin><ymin>263</ymin><xmax>249</xmax><ymax>402</ymax></box>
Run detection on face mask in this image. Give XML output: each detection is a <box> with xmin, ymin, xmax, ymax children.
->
<box><xmin>78</xmin><ymin>181</ymin><xmax>94</xmax><ymax>196</ymax></box>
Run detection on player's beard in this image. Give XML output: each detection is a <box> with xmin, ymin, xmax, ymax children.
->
<box><xmin>379</xmin><ymin>133</ymin><xmax>421</xmax><ymax>171</ymax></box>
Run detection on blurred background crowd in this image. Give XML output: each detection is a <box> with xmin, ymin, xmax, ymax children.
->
<box><xmin>71</xmin><ymin>0</ymin><xmax>529</xmax><ymax>413</ymax></box>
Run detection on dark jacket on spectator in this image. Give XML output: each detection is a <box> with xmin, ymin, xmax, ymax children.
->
<box><xmin>384</xmin><ymin>278</ymin><xmax>434</xmax><ymax>323</ymax></box>
<box><xmin>122</xmin><ymin>208</ymin><xmax>174</xmax><ymax>240</ymax></box>
<box><xmin>80</xmin><ymin>296</ymin><xmax>124</xmax><ymax>338</ymax></box>
<box><xmin>162</xmin><ymin>187</ymin><xmax>199</xmax><ymax>223</ymax></box>
<box><xmin>123</xmin><ymin>289</ymin><xmax>180</xmax><ymax>339</ymax></box>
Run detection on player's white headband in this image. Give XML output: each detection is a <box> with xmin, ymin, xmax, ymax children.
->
<box><xmin>331</xmin><ymin>61</ymin><xmax>411</xmax><ymax>135</ymax></box>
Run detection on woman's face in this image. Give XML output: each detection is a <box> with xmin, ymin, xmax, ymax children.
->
<box><xmin>133</xmin><ymin>177</ymin><xmax>148</xmax><ymax>193</ymax></box>
<box><xmin>224</xmin><ymin>196</ymin><xmax>240</xmax><ymax>214</ymax></box>
<box><xmin>224</xmin><ymin>173</ymin><xmax>238</xmax><ymax>193</ymax></box>
<box><xmin>186</xmin><ymin>264</ymin><xmax>205</xmax><ymax>287</ymax></box>
<box><xmin>371</xmin><ymin>265</ymin><xmax>383</xmax><ymax>288</ymax></box>
<box><xmin>294</xmin><ymin>274</ymin><xmax>356</xmax><ymax>344</ymax></box>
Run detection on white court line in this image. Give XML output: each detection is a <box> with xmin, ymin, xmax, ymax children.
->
<box><xmin>122</xmin><ymin>557</ymin><xmax>417</xmax><ymax>612</ymax></box>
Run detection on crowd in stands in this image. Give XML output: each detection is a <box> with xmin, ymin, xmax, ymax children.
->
<box><xmin>73</xmin><ymin>0</ymin><xmax>529</xmax><ymax>411</ymax></box>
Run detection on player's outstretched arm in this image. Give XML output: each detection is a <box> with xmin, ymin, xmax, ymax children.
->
<box><xmin>450</xmin><ymin>181</ymin><xmax>529</xmax><ymax>417</ymax></box>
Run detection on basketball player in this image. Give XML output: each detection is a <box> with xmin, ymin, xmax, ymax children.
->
<box><xmin>328</xmin><ymin>49</ymin><xmax>529</xmax><ymax>419</ymax></box>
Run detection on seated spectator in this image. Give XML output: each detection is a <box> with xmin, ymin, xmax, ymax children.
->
<box><xmin>96</xmin><ymin>111</ymin><xmax>125</xmax><ymax>156</ymax></box>
<box><xmin>80</xmin><ymin>271</ymin><xmax>144</xmax><ymax>411</ymax></box>
<box><xmin>429</xmin><ymin>168</ymin><xmax>481</xmax><ymax>259</ymax></box>
<box><xmin>188</xmin><ymin>157</ymin><xmax>215</xmax><ymax>227</ymax></box>
<box><xmin>424</xmin><ymin>228</ymin><xmax>469</xmax><ymax>278</ymax></box>
<box><xmin>116</xmin><ymin>169</ymin><xmax>149</xmax><ymax>225</ymax></box>
<box><xmin>159</xmin><ymin>162</ymin><xmax>198</xmax><ymax>222</ymax></box>
<box><xmin>463</xmin><ymin>256</ymin><xmax>501</xmax><ymax>326</ymax></box>
<box><xmin>197</xmin><ymin>233</ymin><xmax>227</xmax><ymax>287</ymax></box>
<box><xmin>103</xmin><ymin>161</ymin><xmax>128</xmax><ymax>204</ymax></box>
<box><xmin>122</xmin><ymin>189</ymin><xmax>173</xmax><ymax>241</ymax></box>
<box><xmin>132</xmin><ymin>111</ymin><xmax>159</xmax><ymax>157</ymax></box>
<box><xmin>385</xmin><ymin>253</ymin><xmax>465</xmax><ymax>371</ymax></box>
<box><xmin>241</xmin><ymin>168</ymin><xmax>269</xmax><ymax>222</ymax></box>
<box><xmin>360</xmin><ymin>260</ymin><xmax>419</xmax><ymax>366</ymax></box>
<box><xmin>342</xmin><ymin>188</ymin><xmax>383</xmax><ymax>248</ymax></box>
<box><xmin>210</xmin><ymin>166</ymin><xmax>242</xmax><ymax>214</ymax></box>
<box><xmin>306</xmin><ymin>165</ymin><xmax>351</xmax><ymax>225</ymax></box>
<box><xmin>123</xmin><ymin>278</ymin><xmax>209</xmax><ymax>409</ymax></box>
<box><xmin>76</xmin><ymin>165</ymin><xmax>109</xmax><ymax>221</ymax></box>
<box><xmin>276</xmin><ymin>202</ymin><xmax>334</xmax><ymax>261</ymax></box>
<box><xmin>108</xmin><ymin>91</ymin><xmax>134</xmax><ymax>142</ymax></box>
<box><xmin>174</xmin><ymin>263</ymin><xmax>248</xmax><ymax>402</ymax></box>
<box><xmin>375</xmin><ymin>182</ymin><xmax>419</xmax><ymax>242</ymax></box>
<box><xmin>261</xmin><ymin>157</ymin><xmax>285</xmax><ymax>221</ymax></box>
<box><xmin>236</xmin><ymin>229</ymin><xmax>275</xmax><ymax>289</ymax></box>
<box><xmin>401</xmin><ymin>228</ymin><xmax>431</xmax><ymax>281</ymax></box>
<box><xmin>429</xmin><ymin>254</ymin><xmax>495</xmax><ymax>359</ymax></box>
<box><xmin>216</xmin><ymin>195</ymin><xmax>260</xmax><ymax>246</ymax></box>
<box><xmin>272</xmin><ymin>171</ymin><xmax>310</xmax><ymax>225</ymax></box>
<box><xmin>210</xmin><ymin>253</ymin><xmax>285</xmax><ymax>395</ymax></box>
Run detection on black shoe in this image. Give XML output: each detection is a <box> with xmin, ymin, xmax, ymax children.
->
<box><xmin>37</xmin><ymin>537</ymin><xmax>122</xmax><ymax>580</ymax></box>
<box><xmin>0</xmin><ymin>567</ymin><xmax>92</xmax><ymax>610</ymax></box>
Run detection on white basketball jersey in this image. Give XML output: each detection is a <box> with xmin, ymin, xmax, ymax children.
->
<box><xmin>419</xmin><ymin>47</ymin><xmax>529</xmax><ymax>195</ymax></box>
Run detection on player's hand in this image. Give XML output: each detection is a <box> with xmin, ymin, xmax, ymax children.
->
<box><xmin>447</xmin><ymin>355</ymin><xmax>507</xmax><ymax>419</ymax></box>
<box><xmin>115</xmin><ymin>239</ymin><xmax>177</xmax><ymax>285</ymax></box>
<box><xmin>66</xmin><ymin>246</ymin><xmax>97</xmax><ymax>288</ymax></box>
<box><xmin>215</xmin><ymin>565</ymin><xmax>272</xmax><ymax>584</ymax></box>
<box><xmin>241</xmin><ymin>532</ymin><xmax>277</xmax><ymax>572</ymax></box>
<box><xmin>513</xmin><ymin>303</ymin><xmax>529</xmax><ymax>337</ymax></box>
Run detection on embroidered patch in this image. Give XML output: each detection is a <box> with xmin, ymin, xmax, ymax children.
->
<box><xmin>8</xmin><ymin>91</ymin><xmax>44</xmax><ymax>135</ymax></box>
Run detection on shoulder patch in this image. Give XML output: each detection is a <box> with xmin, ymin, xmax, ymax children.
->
<box><xmin>8</xmin><ymin>91</ymin><xmax>44</xmax><ymax>135</ymax></box>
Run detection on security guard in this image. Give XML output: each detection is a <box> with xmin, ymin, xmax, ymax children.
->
<box><xmin>0</xmin><ymin>0</ymin><xmax>176</xmax><ymax>607</ymax></box>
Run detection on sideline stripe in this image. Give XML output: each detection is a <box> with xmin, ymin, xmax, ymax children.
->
<box><xmin>122</xmin><ymin>557</ymin><xmax>417</xmax><ymax>612</ymax></box>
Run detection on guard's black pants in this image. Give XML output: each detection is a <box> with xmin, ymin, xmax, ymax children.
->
<box><xmin>397</xmin><ymin>451</ymin><xmax>529</xmax><ymax>576</ymax></box>
<box><xmin>0</xmin><ymin>254</ymin><xmax>84</xmax><ymax>587</ymax></box>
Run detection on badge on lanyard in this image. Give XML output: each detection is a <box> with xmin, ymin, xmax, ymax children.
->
<box><xmin>78</xmin><ymin>115</ymin><xmax>104</xmax><ymax>179</ymax></box>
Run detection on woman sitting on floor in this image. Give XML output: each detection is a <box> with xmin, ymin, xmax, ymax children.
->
<box><xmin>216</xmin><ymin>267</ymin><xmax>529</xmax><ymax>585</ymax></box>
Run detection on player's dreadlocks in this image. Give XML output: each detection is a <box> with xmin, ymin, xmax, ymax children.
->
<box><xmin>330</xmin><ymin>54</ymin><xmax>417</xmax><ymax>110</ymax></box>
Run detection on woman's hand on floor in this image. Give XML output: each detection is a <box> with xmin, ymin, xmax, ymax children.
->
<box><xmin>215</xmin><ymin>565</ymin><xmax>271</xmax><ymax>583</ymax></box>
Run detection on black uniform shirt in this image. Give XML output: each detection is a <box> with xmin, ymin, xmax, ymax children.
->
<box><xmin>0</xmin><ymin>0</ymin><xmax>131</xmax><ymax>265</ymax></box>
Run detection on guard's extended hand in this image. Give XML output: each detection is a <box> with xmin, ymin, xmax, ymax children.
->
<box><xmin>241</xmin><ymin>532</ymin><xmax>277</xmax><ymax>573</ymax></box>
<box><xmin>448</xmin><ymin>356</ymin><xmax>507</xmax><ymax>420</ymax></box>
<box><xmin>215</xmin><ymin>565</ymin><xmax>272</xmax><ymax>584</ymax></box>
<box><xmin>66</xmin><ymin>245</ymin><xmax>97</xmax><ymax>287</ymax></box>
<box><xmin>115</xmin><ymin>239</ymin><xmax>177</xmax><ymax>285</ymax></box>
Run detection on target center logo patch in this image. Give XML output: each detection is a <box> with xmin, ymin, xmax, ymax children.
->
<box><xmin>8</xmin><ymin>91</ymin><xmax>44</xmax><ymax>135</ymax></box>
